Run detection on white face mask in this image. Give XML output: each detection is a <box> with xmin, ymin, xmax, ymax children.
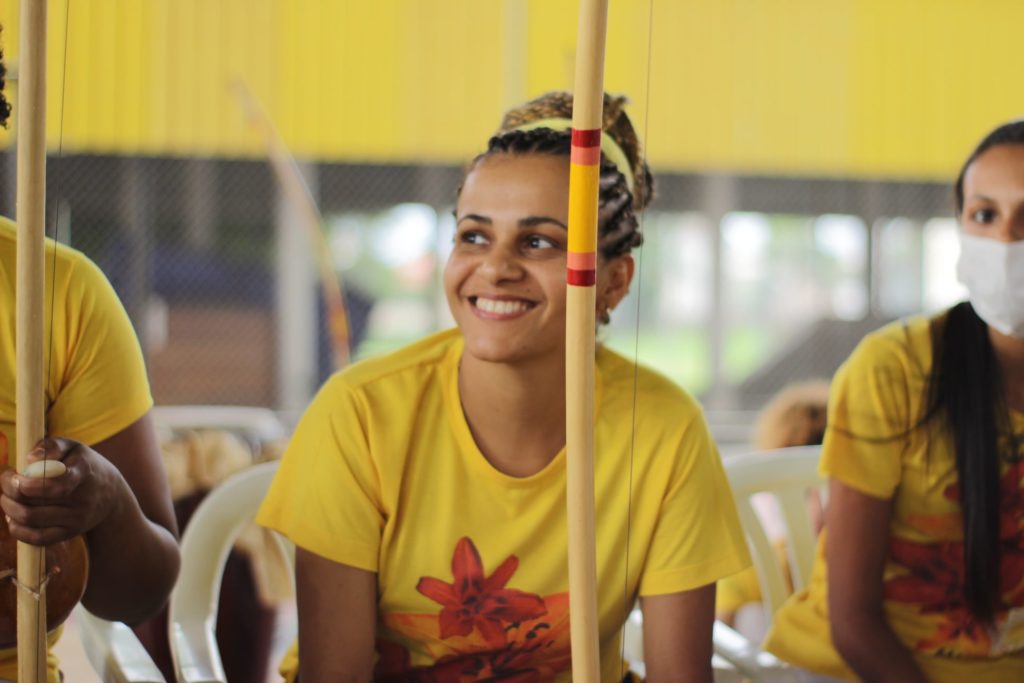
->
<box><xmin>956</xmin><ymin>233</ymin><xmax>1024</xmax><ymax>338</ymax></box>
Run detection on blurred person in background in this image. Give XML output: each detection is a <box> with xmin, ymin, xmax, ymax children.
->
<box><xmin>257</xmin><ymin>91</ymin><xmax>750</xmax><ymax>683</ymax></box>
<box><xmin>765</xmin><ymin>120</ymin><xmax>1024</xmax><ymax>682</ymax></box>
<box><xmin>715</xmin><ymin>379</ymin><xmax>829</xmax><ymax>638</ymax></box>
<box><xmin>0</xmin><ymin>28</ymin><xmax>179</xmax><ymax>682</ymax></box>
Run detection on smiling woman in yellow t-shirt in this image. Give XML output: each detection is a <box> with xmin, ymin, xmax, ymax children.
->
<box><xmin>258</xmin><ymin>91</ymin><xmax>750</xmax><ymax>683</ymax></box>
<box><xmin>765</xmin><ymin>121</ymin><xmax>1024</xmax><ymax>682</ymax></box>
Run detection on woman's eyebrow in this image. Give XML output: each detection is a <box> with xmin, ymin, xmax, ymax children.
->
<box><xmin>456</xmin><ymin>214</ymin><xmax>491</xmax><ymax>225</ymax></box>
<box><xmin>519</xmin><ymin>216</ymin><xmax>568</xmax><ymax>230</ymax></box>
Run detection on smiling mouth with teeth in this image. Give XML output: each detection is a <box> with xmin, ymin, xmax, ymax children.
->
<box><xmin>469</xmin><ymin>296</ymin><xmax>535</xmax><ymax>316</ymax></box>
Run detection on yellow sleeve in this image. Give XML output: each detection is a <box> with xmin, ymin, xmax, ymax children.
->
<box><xmin>256</xmin><ymin>375</ymin><xmax>383</xmax><ymax>572</ymax></box>
<box><xmin>820</xmin><ymin>329</ymin><xmax>914</xmax><ymax>499</ymax></box>
<box><xmin>639</xmin><ymin>411</ymin><xmax>751</xmax><ymax>596</ymax></box>
<box><xmin>716</xmin><ymin>566</ymin><xmax>762</xmax><ymax>614</ymax></box>
<box><xmin>46</xmin><ymin>252</ymin><xmax>152</xmax><ymax>446</ymax></box>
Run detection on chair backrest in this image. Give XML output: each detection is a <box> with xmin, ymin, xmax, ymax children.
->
<box><xmin>167</xmin><ymin>461</ymin><xmax>292</xmax><ymax>683</ymax></box>
<box><xmin>153</xmin><ymin>405</ymin><xmax>287</xmax><ymax>444</ymax></box>
<box><xmin>722</xmin><ymin>445</ymin><xmax>823</xmax><ymax>619</ymax></box>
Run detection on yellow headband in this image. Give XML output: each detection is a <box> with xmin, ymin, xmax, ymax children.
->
<box><xmin>509</xmin><ymin>117</ymin><xmax>636</xmax><ymax>194</ymax></box>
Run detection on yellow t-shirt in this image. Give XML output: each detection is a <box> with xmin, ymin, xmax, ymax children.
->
<box><xmin>258</xmin><ymin>329</ymin><xmax>750</xmax><ymax>682</ymax></box>
<box><xmin>765</xmin><ymin>315</ymin><xmax>1024</xmax><ymax>682</ymax></box>
<box><xmin>0</xmin><ymin>217</ymin><xmax>154</xmax><ymax>682</ymax></box>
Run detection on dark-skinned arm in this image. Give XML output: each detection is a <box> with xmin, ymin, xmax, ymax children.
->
<box><xmin>641</xmin><ymin>584</ymin><xmax>716</xmax><ymax>683</ymax></box>
<box><xmin>296</xmin><ymin>547</ymin><xmax>377</xmax><ymax>683</ymax></box>
<box><xmin>0</xmin><ymin>412</ymin><xmax>180</xmax><ymax>624</ymax></box>
<box><xmin>826</xmin><ymin>479</ymin><xmax>929</xmax><ymax>683</ymax></box>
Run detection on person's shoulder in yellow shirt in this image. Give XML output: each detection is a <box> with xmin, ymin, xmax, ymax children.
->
<box><xmin>0</xmin><ymin>213</ymin><xmax>180</xmax><ymax>681</ymax></box>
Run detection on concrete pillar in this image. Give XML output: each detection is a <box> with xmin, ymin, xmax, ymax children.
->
<box><xmin>703</xmin><ymin>174</ymin><xmax>737</xmax><ymax>409</ymax></box>
<box><xmin>119</xmin><ymin>157</ymin><xmax>152</xmax><ymax>355</ymax></box>
<box><xmin>862</xmin><ymin>181</ymin><xmax>884</xmax><ymax>317</ymax></box>
<box><xmin>275</xmin><ymin>160</ymin><xmax>319</xmax><ymax>414</ymax></box>
<box><xmin>184</xmin><ymin>158</ymin><xmax>216</xmax><ymax>249</ymax></box>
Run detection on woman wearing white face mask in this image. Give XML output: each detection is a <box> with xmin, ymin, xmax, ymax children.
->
<box><xmin>763</xmin><ymin>121</ymin><xmax>1024</xmax><ymax>683</ymax></box>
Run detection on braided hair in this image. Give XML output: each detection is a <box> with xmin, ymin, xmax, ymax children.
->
<box><xmin>460</xmin><ymin>91</ymin><xmax>652</xmax><ymax>260</ymax></box>
<box><xmin>0</xmin><ymin>27</ymin><xmax>11</xmax><ymax>128</ymax></box>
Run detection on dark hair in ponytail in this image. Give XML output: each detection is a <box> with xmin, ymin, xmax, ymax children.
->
<box><xmin>926</xmin><ymin>301</ymin><xmax>1008</xmax><ymax>622</ymax></box>
<box><xmin>929</xmin><ymin>118</ymin><xmax>1024</xmax><ymax>622</ymax></box>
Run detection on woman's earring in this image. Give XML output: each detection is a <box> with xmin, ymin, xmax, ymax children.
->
<box><xmin>599</xmin><ymin>306</ymin><xmax>611</xmax><ymax>325</ymax></box>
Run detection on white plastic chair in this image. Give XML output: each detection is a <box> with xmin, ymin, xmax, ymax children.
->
<box><xmin>73</xmin><ymin>604</ymin><xmax>166</xmax><ymax>682</ymax></box>
<box><xmin>167</xmin><ymin>461</ymin><xmax>291</xmax><ymax>683</ymax></box>
<box><xmin>712</xmin><ymin>444</ymin><xmax>824</xmax><ymax>682</ymax></box>
<box><xmin>166</xmin><ymin>459</ymin><xmax>744</xmax><ymax>682</ymax></box>
<box><xmin>48</xmin><ymin>410</ymin><xmax>252</xmax><ymax>683</ymax></box>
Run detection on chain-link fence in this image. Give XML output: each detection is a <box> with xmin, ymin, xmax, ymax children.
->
<box><xmin>0</xmin><ymin>150</ymin><xmax>956</xmax><ymax>426</ymax></box>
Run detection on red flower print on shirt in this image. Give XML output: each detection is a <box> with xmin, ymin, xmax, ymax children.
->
<box><xmin>885</xmin><ymin>537</ymin><xmax>966</xmax><ymax>613</ymax></box>
<box><xmin>377</xmin><ymin>593</ymin><xmax>572</xmax><ymax>683</ymax></box>
<box><xmin>882</xmin><ymin>457</ymin><xmax>1024</xmax><ymax>655</ymax></box>
<box><xmin>416</xmin><ymin>537</ymin><xmax>546</xmax><ymax>648</ymax></box>
<box><xmin>884</xmin><ymin>536</ymin><xmax>995</xmax><ymax>654</ymax></box>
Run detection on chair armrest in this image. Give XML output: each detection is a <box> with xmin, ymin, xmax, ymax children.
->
<box><xmin>73</xmin><ymin>605</ymin><xmax>166</xmax><ymax>683</ymax></box>
<box><xmin>711</xmin><ymin>654</ymin><xmax>745</xmax><ymax>682</ymax></box>
<box><xmin>169</xmin><ymin>619</ymin><xmax>227</xmax><ymax>683</ymax></box>
<box><xmin>712</xmin><ymin>620</ymin><xmax>800</xmax><ymax>683</ymax></box>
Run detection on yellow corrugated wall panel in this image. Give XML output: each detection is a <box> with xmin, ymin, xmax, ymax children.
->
<box><xmin>272</xmin><ymin>0</ymin><xmax>507</xmax><ymax>164</ymax></box>
<box><xmin>1</xmin><ymin>0</ymin><xmax>1024</xmax><ymax>180</ymax></box>
<box><xmin>388</xmin><ymin>1</ymin><xmax>507</xmax><ymax>163</ymax></box>
<box><xmin>846</xmin><ymin>0</ymin><xmax>1024</xmax><ymax>179</ymax></box>
<box><xmin>115</xmin><ymin>1</ymin><xmax>147</xmax><ymax>149</ymax></box>
<box><xmin>524</xmin><ymin>1</ymin><xmax>857</xmax><ymax>175</ymax></box>
<box><xmin>643</xmin><ymin>0</ymin><xmax>741</xmax><ymax>173</ymax></box>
